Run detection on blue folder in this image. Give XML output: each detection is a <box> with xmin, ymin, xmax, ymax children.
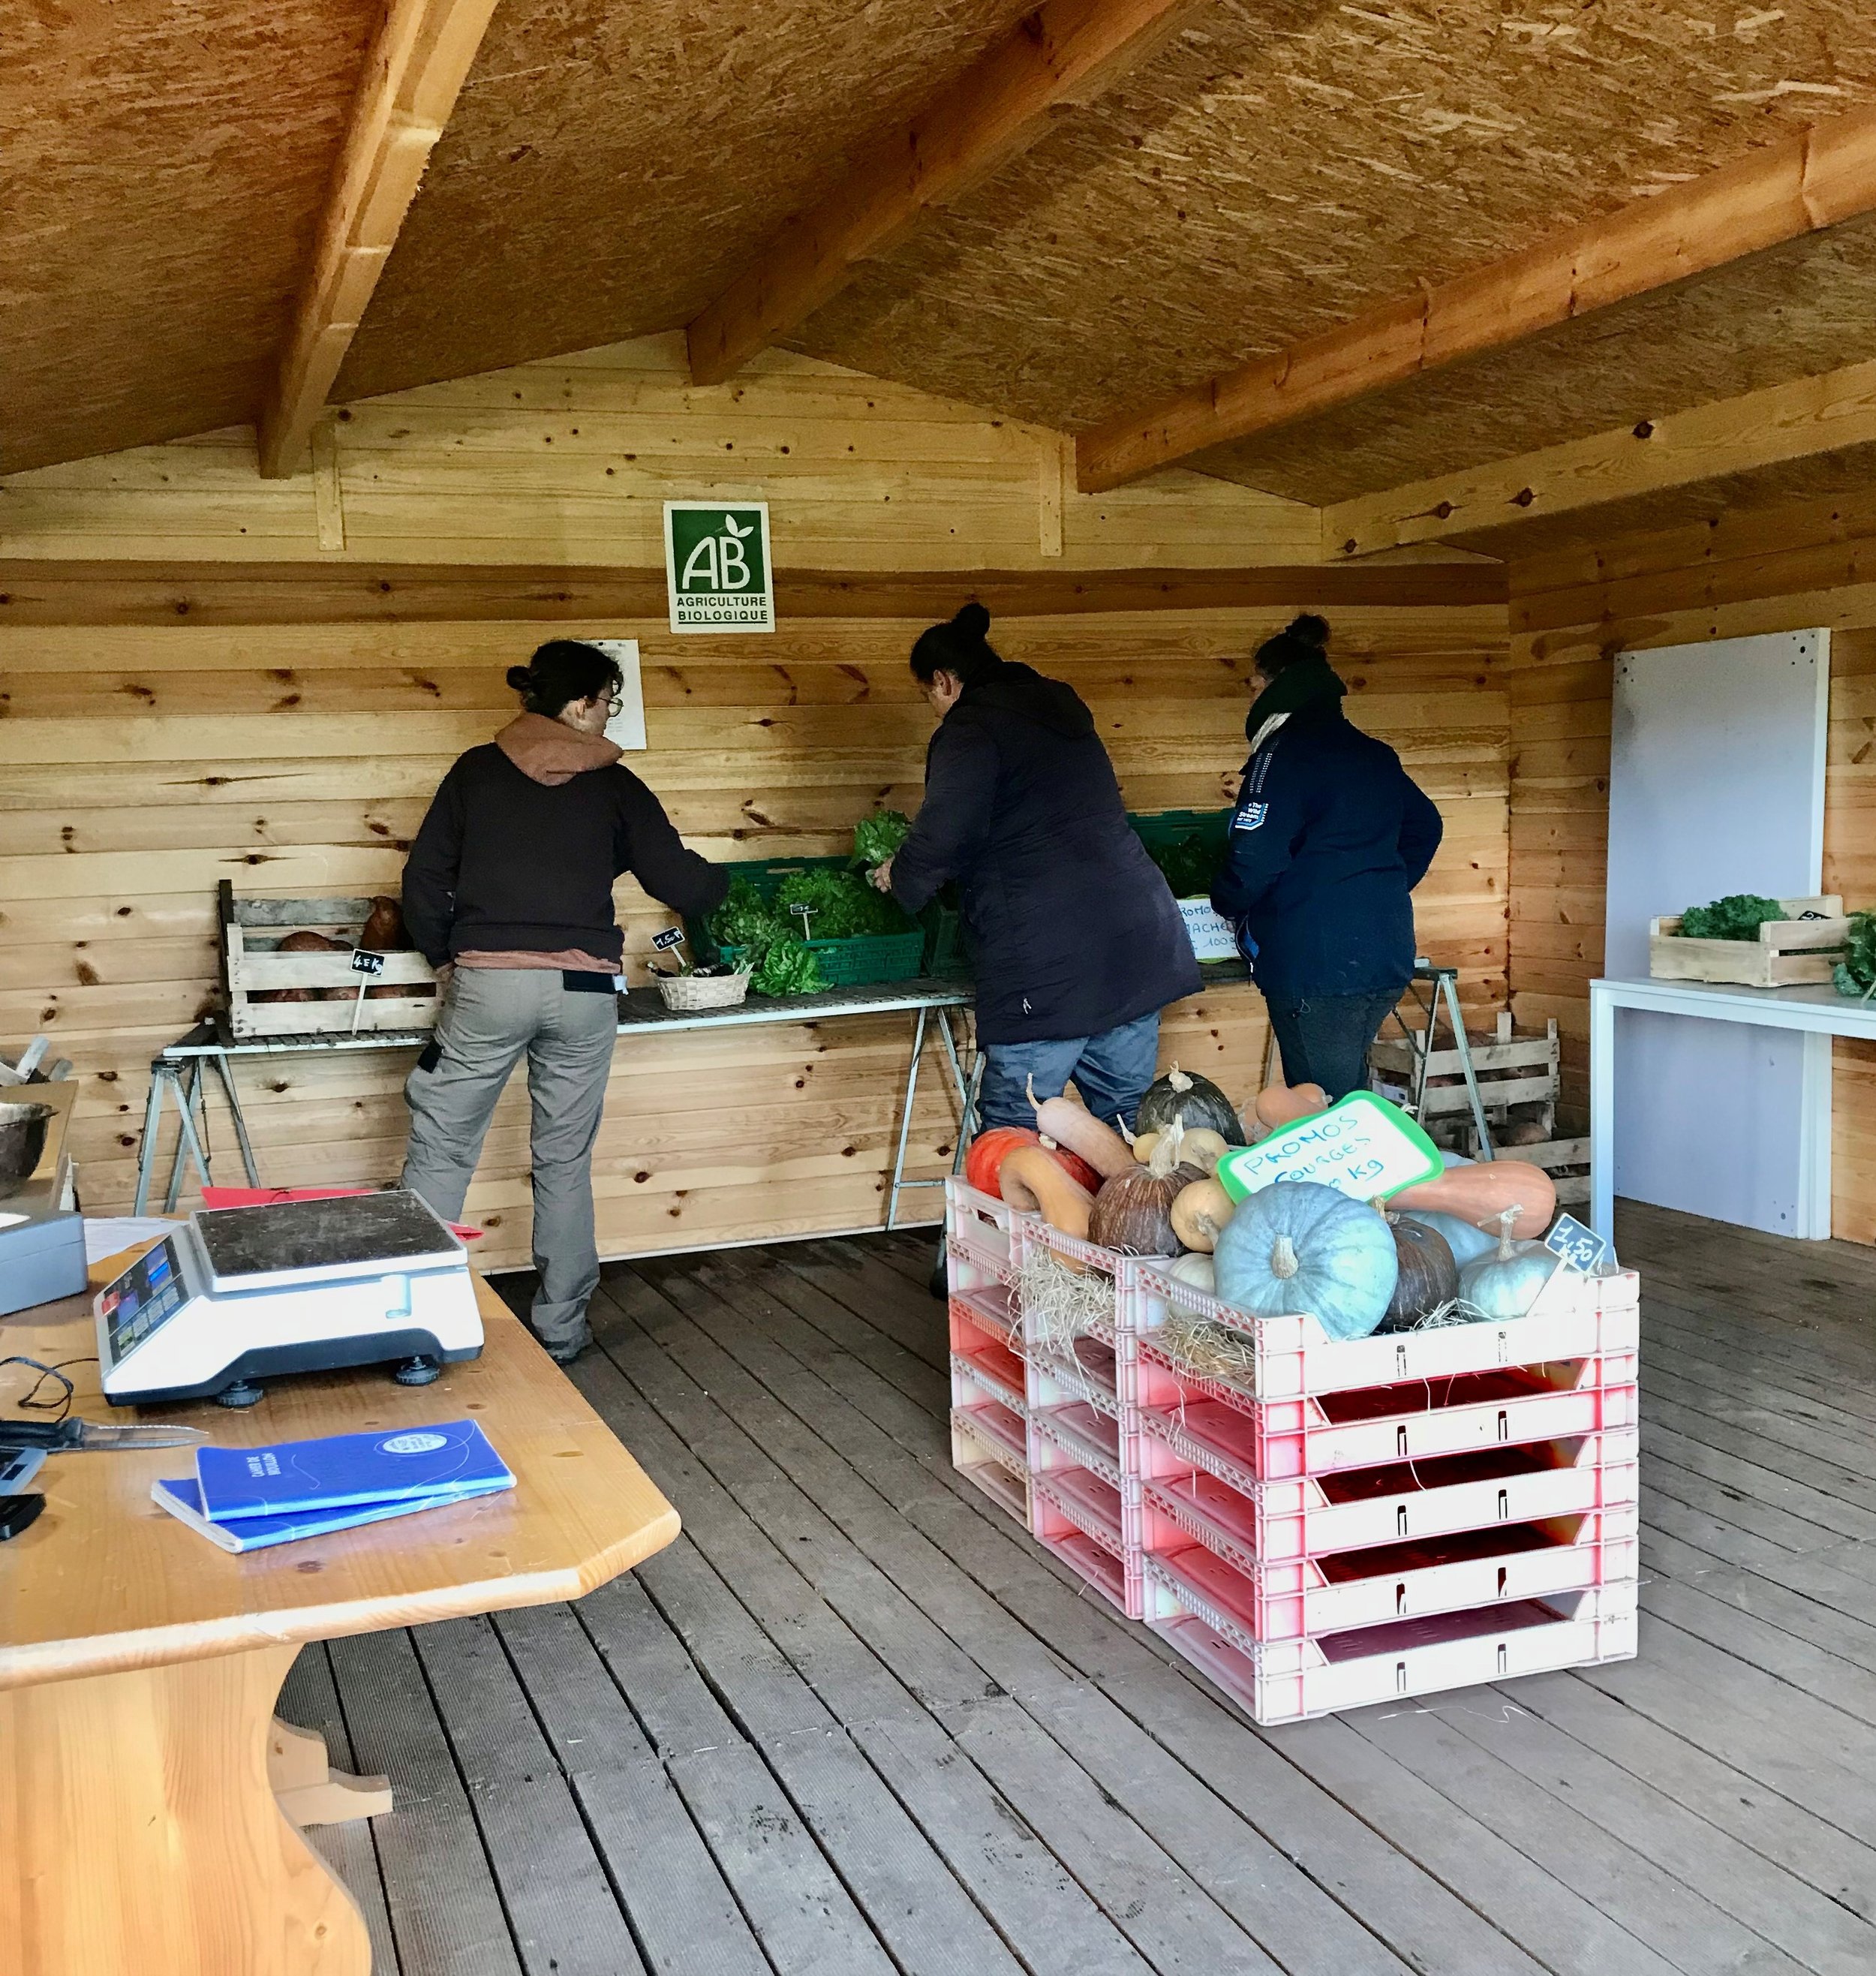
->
<box><xmin>193</xmin><ymin>1419</ymin><xmax>512</xmax><ymax>1523</ymax></box>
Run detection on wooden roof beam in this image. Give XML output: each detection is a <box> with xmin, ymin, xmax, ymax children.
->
<box><xmin>1076</xmin><ymin>104</ymin><xmax>1876</xmax><ymax>493</ymax></box>
<box><xmin>1324</xmin><ymin>353</ymin><xmax>1876</xmax><ymax>556</ymax></box>
<box><xmin>685</xmin><ymin>0</ymin><xmax>1199</xmax><ymax>388</ymax></box>
<box><xmin>257</xmin><ymin>0</ymin><xmax>501</xmax><ymax>479</ymax></box>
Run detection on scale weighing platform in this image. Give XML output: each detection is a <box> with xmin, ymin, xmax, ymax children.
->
<box><xmin>95</xmin><ymin>1190</ymin><xmax>484</xmax><ymax>1406</ymax></box>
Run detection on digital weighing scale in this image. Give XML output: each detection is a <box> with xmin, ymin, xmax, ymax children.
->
<box><xmin>95</xmin><ymin>1191</ymin><xmax>483</xmax><ymax>1406</ymax></box>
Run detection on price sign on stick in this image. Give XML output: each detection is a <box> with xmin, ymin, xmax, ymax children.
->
<box><xmin>651</xmin><ymin>928</ymin><xmax>686</xmax><ymax>953</ymax></box>
<box><xmin>1544</xmin><ymin>1213</ymin><xmax>1613</xmax><ymax>1276</ymax></box>
<box><xmin>1216</xmin><ymin>1093</ymin><xmax>1442</xmax><ymax>1205</ymax></box>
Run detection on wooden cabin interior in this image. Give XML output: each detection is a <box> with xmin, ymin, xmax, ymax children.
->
<box><xmin>10</xmin><ymin>7</ymin><xmax>1876</xmax><ymax>1975</ymax></box>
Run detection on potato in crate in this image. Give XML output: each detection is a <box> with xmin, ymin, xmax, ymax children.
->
<box><xmin>219</xmin><ymin>883</ymin><xmax>440</xmax><ymax>1038</ymax></box>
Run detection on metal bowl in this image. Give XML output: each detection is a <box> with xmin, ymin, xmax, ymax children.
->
<box><xmin>0</xmin><ymin>1100</ymin><xmax>53</xmax><ymax>1188</ymax></box>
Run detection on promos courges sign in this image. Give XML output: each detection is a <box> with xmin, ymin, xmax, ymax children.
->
<box><xmin>663</xmin><ymin>501</ymin><xmax>774</xmax><ymax>634</ymax></box>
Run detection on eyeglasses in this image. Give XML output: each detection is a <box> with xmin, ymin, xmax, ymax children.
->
<box><xmin>606</xmin><ymin>694</ymin><xmax>625</xmax><ymax>717</ymax></box>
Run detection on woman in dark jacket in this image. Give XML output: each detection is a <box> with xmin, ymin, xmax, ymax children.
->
<box><xmin>1211</xmin><ymin>613</ymin><xmax>1442</xmax><ymax>1101</ymax></box>
<box><xmin>400</xmin><ymin>640</ymin><xmax>726</xmax><ymax>1361</ymax></box>
<box><xmin>878</xmin><ymin>604</ymin><xmax>1197</xmax><ymax>1132</ymax></box>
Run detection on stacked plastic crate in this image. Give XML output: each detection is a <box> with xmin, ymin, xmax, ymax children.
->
<box><xmin>946</xmin><ymin>1181</ymin><xmax>1030</xmax><ymax>1528</ymax></box>
<box><xmin>1126</xmin><ymin>1257</ymin><xmax>1640</xmax><ymax>1724</ymax></box>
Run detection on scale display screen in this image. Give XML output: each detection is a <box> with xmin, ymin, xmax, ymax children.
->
<box><xmin>99</xmin><ymin>1238</ymin><xmax>188</xmax><ymax>1365</ymax></box>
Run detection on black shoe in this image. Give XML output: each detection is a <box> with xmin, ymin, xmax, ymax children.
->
<box><xmin>543</xmin><ymin>1325</ymin><xmax>594</xmax><ymax>1365</ymax></box>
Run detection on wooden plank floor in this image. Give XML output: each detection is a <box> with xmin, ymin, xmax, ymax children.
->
<box><xmin>280</xmin><ymin>1201</ymin><xmax>1876</xmax><ymax>1976</ymax></box>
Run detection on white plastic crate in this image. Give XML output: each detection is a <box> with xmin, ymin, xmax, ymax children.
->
<box><xmin>1144</xmin><ymin>1562</ymin><xmax>1638</xmax><ymax>1725</ymax></box>
<box><xmin>952</xmin><ymin>1408</ymin><xmax>1030</xmax><ymax>1527</ymax></box>
<box><xmin>1131</xmin><ymin>1426</ymin><xmax>1638</xmax><ymax>1561</ymax></box>
<box><xmin>1131</xmin><ymin>1255</ymin><xmax>1639</xmax><ymax>1401</ymax></box>
<box><xmin>946</xmin><ymin>1178</ymin><xmax>1027</xmax><ymax>1281</ymax></box>
<box><xmin>1141</xmin><ymin>1494</ymin><xmax>1637</xmax><ymax>1641</ymax></box>
<box><xmin>1125</xmin><ymin>1349</ymin><xmax>1638</xmax><ymax>1481</ymax></box>
<box><xmin>1032</xmin><ymin>1465</ymin><xmax>1144</xmax><ymax>1617</ymax></box>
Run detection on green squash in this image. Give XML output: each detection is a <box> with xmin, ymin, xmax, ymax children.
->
<box><xmin>1213</xmin><ymin>1180</ymin><xmax>1399</xmax><ymax>1340</ymax></box>
<box><xmin>1135</xmin><ymin>1063</ymin><xmax>1245</xmax><ymax>1144</ymax></box>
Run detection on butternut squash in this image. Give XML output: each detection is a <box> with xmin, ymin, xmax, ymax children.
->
<box><xmin>1169</xmin><ymin>1176</ymin><xmax>1234</xmax><ymax>1253</ymax></box>
<box><xmin>997</xmin><ymin>1145</ymin><xmax>1094</xmax><ymax>1240</ymax></box>
<box><xmin>1024</xmin><ymin>1078</ymin><xmax>1135</xmax><ymax>1180</ymax></box>
<box><xmin>1391</xmin><ymin>1159</ymin><xmax>1555</xmax><ymax>1234</ymax></box>
<box><xmin>1254</xmin><ymin>1081</ymin><xmax>1330</xmax><ymax>1129</ymax></box>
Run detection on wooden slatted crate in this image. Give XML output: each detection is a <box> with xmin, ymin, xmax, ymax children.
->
<box><xmin>218</xmin><ymin>883</ymin><xmax>440</xmax><ymax>1039</ymax></box>
<box><xmin>1649</xmin><ymin>895</ymin><xmax>1848</xmax><ymax>987</ymax></box>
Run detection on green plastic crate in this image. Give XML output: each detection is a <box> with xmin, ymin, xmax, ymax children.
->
<box><xmin>919</xmin><ymin>891</ymin><xmax>971</xmax><ymax>979</ymax></box>
<box><xmin>687</xmin><ymin>855</ymin><xmax>928</xmax><ymax>988</ymax></box>
<box><xmin>1128</xmin><ymin>807</ymin><xmax>1231</xmax><ymax>898</ymax></box>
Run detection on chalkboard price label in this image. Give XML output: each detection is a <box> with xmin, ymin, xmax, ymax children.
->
<box><xmin>651</xmin><ymin>927</ymin><xmax>687</xmax><ymax>952</ymax></box>
<box><xmin>350</xmin><ymin>949</ymin><xmax>386</xmax><ymax>976</ymax></box>
<box><xmin>1544</xmin><ymin>1213</ymin><xmax>1611</xmax><ymax>1275</ymax></box>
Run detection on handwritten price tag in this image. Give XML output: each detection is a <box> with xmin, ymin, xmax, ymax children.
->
<box><xmin>1216</xmin><ymin>1092</ymin><xmax>1442</xmax><ymax>1205</ymax></box>
<box><xmin>1544</xmin><ymin>1213</ymin><xmax>1612</xmax><ymax>1275</ymax></box>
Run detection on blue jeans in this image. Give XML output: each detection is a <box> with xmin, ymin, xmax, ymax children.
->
<box><xmin>978</xmin><ymin>1012</ymin><xmax>1162</xmax><ymax>1135</ymax></box>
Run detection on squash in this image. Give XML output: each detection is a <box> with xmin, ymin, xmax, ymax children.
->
<box><xmin>1375</xmin><ymin>1210</ymin><xmax>1460</xmax><ymax>1331</ymax></box>
<box><xmin>1391</xmin><ymin>1158</ymin><xmax>1555</xmax><ymax>1234</ymax></box>
<box><xmin>1088</xmin><ymin>1120</ymin><xmax>1202</xmax><ymax>1256</ymax></box>
<box><xmin>252</xmin><ymin>928</ymin><xmax>346</xmax><ymax>1003</ymax></box>
<box><xmin>1135</xmin><ymin>1124</ymin><xmax>1228</xmax><ymax>1173</ymax></box>
<box><xmin>1169</xmin><ymin>1176</ymin><xmax>1234</xmax><ymax>1254</ymax></box>
<box><xmin>360</xmin><ymin>895</ymin><xmax>412</xmax><ymax>951</ymax></box>
<box><xmin>1394</xmin><ymin>1208</ymin><xmax>1498</xmax><ymax>1271</ymax></box>
<box><xmin>1458</xmin><ymin>1209</ymin><xmax>1557</xmax><ymax>1319</ymax></box>
<box><xmin>1166</xmin><ymin>1251</ymin><xmax>1216</xmax><ymax>1309</ymax></box>
<box><xmin>964</xmin><ymin>1127</ymin><xmax>1039</xmax><ymax>1199</ymax></box>
<box><xmin>1024</xmin><ymin>1079</ymin><xmax>1136</xmax><ymax>1180</ymax></box>
<box><xmin>997</xmin><ymin>1146</ymin><xmax>1094</xmax><ymax>1240</ymax></box>
<box><xmin>1136</xmin><ymin>1065</ymin><xmax>1246</xmax><ymax>1144</ymax></box>
<box><xmin>1213</xmin><ymin>1180</ymin><xmax>1398</xmax><ymax>1340</ymax></box>
<box><xmin>1254</xmin><ymin>1081</ymin><xmax>1330</xmax><ymax>1129</ymax></box>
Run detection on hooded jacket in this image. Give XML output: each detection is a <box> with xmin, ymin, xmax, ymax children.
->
<box><xmin>890</xmin><ymin>663</ymin><xmax>1198</xmax><ymax>1045</ymax></box>
<box><xmin>401</xmin><ymin>714</ymin><xmax>727</xmax><ymax>969</ymax></box>
<box><xmin>1210</xmin><ymin>693</ymin><xmax>1442</xmax><ymax>1003</ymax></box>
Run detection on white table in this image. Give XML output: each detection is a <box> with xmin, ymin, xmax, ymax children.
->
<box><xmin>1589</xmin><ymin>975</ymin><xmax>1876</xmax><ymax>1238</ymax></box>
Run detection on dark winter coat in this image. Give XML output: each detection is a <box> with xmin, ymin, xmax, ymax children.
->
<box><xmin>1210</xmin><ymin>701</ymin><xmax>1442</xmax><ymax>1003</ymax></box>
<box><xmin>403</xmin><ymin>717</ymin><xmax>726</xmax><ymax>967</ymax></box>
<box><xmin>890</xmin><ymin>663</ymin><xmax>1198</xmax><ymax>1045</ymax></box>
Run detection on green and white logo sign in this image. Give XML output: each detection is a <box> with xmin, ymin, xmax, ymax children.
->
<box><xmin>663</xmin><ymin>501</ymin><xmax>774</xmax><ymax>634</ymax></box>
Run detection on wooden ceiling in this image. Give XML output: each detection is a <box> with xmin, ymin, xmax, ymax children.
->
<box><xmin>11</xmin><ymin>0</ymin><xmax>1876</xmax><ymax>558</ymax></box>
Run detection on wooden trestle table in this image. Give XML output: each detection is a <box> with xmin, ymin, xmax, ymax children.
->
<box><xmin>0</xmin><ymin>1250</ymin><xmax>679</xmax><ymax>1976</ymax></box>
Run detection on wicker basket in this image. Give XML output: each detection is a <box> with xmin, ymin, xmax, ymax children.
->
<box><xmin>654</xmin><ymin>970</ymin><xmax>752</xmax><ymax>1011</ymax></box>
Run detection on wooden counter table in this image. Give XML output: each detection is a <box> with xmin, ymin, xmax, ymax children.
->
<box><xmin>0</xmin><ymin>1249</ymin><xmax>680</xmax><ymax>1976</ymax></box>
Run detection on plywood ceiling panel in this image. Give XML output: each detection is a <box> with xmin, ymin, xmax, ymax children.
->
<box><xmin>335</xmin><ymin>0</ymin><xmax>1038</xmax><ymax>402</ymax></box>
<box><xmin>2</xmin><ymin>0</ymin><xmax>377</xmax><ymax>475</ymax></box>
<box><xmin>786</xmin><ymin>0</ymin><xmax>1876</xmax><ymax>436</ymax></box>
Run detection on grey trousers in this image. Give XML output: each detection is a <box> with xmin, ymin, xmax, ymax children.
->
<box><xmin>401</xmin><ymin>969</ymin><xmax>617</xmax><ymax>1349</ymax></box>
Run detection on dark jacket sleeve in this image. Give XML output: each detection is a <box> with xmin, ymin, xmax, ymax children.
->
<box><xmin>1398</xmin><ymin>774</ymin><xmax>1443</xmax><ymax>889</ymax></box>
<box><xmin>1210</xmin><ymin>742</ymin><xmax>1303</xmax><ymax>921</ymax></box>
<box><xmin>401</xmin><ymin>762</ymin><xmax>467</xmax><ymax>966</ymax></box>
<box><xmin>890</xmin><ymin>720</ymin><xmax>1000</xmax><ymax>917</ymax></box>
<box><xmin>616</xmin><ymin>774</ymin><xmax>729</xmax><ymax>919</ymax></box>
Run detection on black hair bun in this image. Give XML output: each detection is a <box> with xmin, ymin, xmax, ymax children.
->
<box><xmin>505</xmin><ymin>663</ymin><xmax>534</xmax><ymax>690</ymax></box>
<box><xmin>1286</xmin><ymin>613</ymin><xmax>1330</xmax><ymax>650</ymax></box>
<box><xmin>952</xmin><ymin>601</ymin><xmax>992</xmax><ymax>639</ymax></box>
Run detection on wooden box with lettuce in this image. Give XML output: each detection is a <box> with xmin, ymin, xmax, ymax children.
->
<box><xmin>1648</xmin><ymin>893</ymin><xmax>1850</xmax><ymax>988</ymax></box>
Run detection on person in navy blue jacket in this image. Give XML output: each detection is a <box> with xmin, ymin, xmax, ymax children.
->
<box><xmin>878</xmin><ymin>603</ymin><xmax>1198</xmax><ymax>1132</ymax></box>
<box><xmin>1211</xmin><ymin>614</ymin><xmax>1442</xmax><ymax>1100</ymax></box>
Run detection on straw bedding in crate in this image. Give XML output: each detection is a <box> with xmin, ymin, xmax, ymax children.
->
<box><xmin>1017</xmin><ymin>1244</ymin><xmax>1117</xmax><ymax>1358</ymax></box>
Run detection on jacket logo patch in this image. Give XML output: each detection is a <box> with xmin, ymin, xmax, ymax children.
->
<box><xmin>1233</xmin><ymin>802</ymin><xmax>1269</xmax><ymax>832</ymax></box>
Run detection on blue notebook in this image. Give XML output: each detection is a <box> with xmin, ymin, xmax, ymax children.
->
<box><xmin>152</xmin><ymin>1475</ymin><xmax>513</xmax><ymax>1553</ymax></box>
<box><xmin>194</xmin><ymin>1419</ymin><xmax>512</xmax><ymax>1523</ymax></box>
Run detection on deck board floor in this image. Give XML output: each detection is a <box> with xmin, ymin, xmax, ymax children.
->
<box><xmin>283</xmin><ymin>1201</ymin><xmax>1876</xmax><ymax>1976</ymax></box>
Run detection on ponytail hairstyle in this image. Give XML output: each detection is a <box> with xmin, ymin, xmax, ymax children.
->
<box><xmin>1252</xmin><ymin>612</ymin><xmax>1331</xmax><ymax>680</ymax></box>
<box><xmin>909</xmin><ymin>601</ymin><xmax>1003</xmax><ymax>690</ymax></box>
<box><xmin>505</xmin><ymin>639</ymin><xmax>624</xmax><ymax>717</ymax></box>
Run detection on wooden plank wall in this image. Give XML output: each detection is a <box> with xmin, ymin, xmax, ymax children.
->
<box><xmin>0</xmin><ymin>333</ymin><xmax>1508</xmax><ymax>1268</ymax></box>
<box><xmin>1508</xmin><ymin>489</ymin><xmax>1876</xmax><ymax>1242</ymax></box>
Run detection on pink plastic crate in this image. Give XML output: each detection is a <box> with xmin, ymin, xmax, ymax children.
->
<box><xmin>952</xmin><ymin>1283</ymin><xmax>1021</xmax><ymax>1350</ymax></box>
<box><xmin>951</xmin><ymin>1408</ymin><xmax>1030</xmax><ymax>1528</ymax></box>
<box><xmin>1144</xmin><ymin>1562</ymin><xmax>1638</xmax><ymax>1725</ymax></box>
<box><xmin>1125</xmin><ymin>1351</ymin><xmax>1637</xmax><ymax>1482</ymax></box>
<box><xmin>1129</xmin><ymin>1256</ymin><xmax>1640</xmax><ymax>1402</ymax></box>
<box><xmin>946</xmin><ymin>1178</ymin><xmax>1024</xmax><ymax>1282</ymax></box>
<box><xmin>1031</xmin><ymin>1464</ymin><xmax>1145</xmax><ymax>1617</ymax></box>
<box><xmin>1141</xmin><ymin>1492</ymin><xmax>1637</xmax><ymax>1641</ymax></box>
<box><xmin>1129</xmin><ymin>1425</ymin><xmax>1638</xmax><ymax>1560</ymax></box>
<box><xmin>1029</xmin><ymin>1397</ymin><xmax>1125</xmax><ymax>1489</ymax></box>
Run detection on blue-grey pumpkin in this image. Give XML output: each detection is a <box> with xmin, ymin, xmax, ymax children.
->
<box><xmin>1396</xmin><ymin>1208</ymin><xmax>1499</xmax><ymax>1271</ymax></box>
<box><xmin>1212</xmin><ymin>1180</ymin><xmax>1399</xmax><ymax>1340</ymax></box>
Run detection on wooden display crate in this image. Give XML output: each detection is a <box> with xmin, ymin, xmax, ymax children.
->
<box><xmin>1370</xmin><ymin>1011</ymin><xmax>1559</xmax><ymax>1123</ymax></box>
<box><xmin>218</xmin><ymin>884</ymin><xmax>439</xmax><ymax>1039</ymax></box>
<box><xmin>1649</xmin><ymin>895</ymin><xmax>1847</xmax><ymax>987</ymax></box>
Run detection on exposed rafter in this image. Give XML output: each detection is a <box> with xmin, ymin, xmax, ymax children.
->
<box><xmin>1075</xmin><ymin>104</ymin><xmax>1876</xmax><ymax>494</ymax></box>
<box><xmin>257</xmin><ymin>0</ymin><xmax>501</xmax><ymax>480</ymax></box>
<box><xmin>1324</xmin><ymin>353</ymin><xmax>1876</xmax><ymax>557</ymax></box>
<box><xmin>684</xmin><ymin>0</ymin><xmax>1198</xmax><ymax>389</ymax></box>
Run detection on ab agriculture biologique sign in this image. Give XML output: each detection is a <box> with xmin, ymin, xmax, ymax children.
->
<box><xmin>663</xmin><ymin>501</ymin><xmax>774</xmax><ymax>634</ymax></box>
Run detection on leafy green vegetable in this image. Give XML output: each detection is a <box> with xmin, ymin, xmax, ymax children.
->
<box><xmin>1144</xmin><ymin>833</ymin><xmax>1222</xmax><ymax>900</ymax></box>
<box><xmin>852</xmin><ymin>808</ymin><xmax>911</xmax><ymax>871</ymax></box>
<box><xmin>750</xmin><ymin>938</ymin><xmax>825</xmax><ymax>998</ymax></box>
<box><xmin>774</xmin><ymin>868</ymin><xmax>910</xmax><ymax>940</ymax></box>
<box><xmin>1679</xmin><ymin>893</ymin><xmax>1785</xmax><ymax>941</ymax></box>
<box><xmin>710</xmin><ymin>876</ymin><xmax>788</xmax><ymax>958</ymax></box>
<box><xmin>1835</xmin><ymin>911</ymin><xmax>1876</xmax><ymax>999</ymax></box>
